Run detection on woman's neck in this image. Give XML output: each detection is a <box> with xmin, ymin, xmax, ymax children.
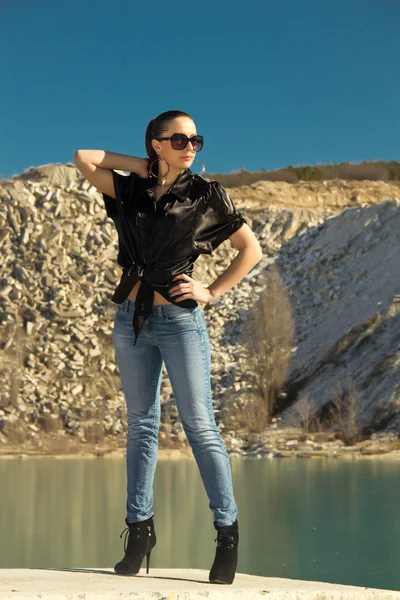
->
<box><xmin>156</xmin><ymin>168</ymin><xmax>184</xmax><ymax>187</ymax></box>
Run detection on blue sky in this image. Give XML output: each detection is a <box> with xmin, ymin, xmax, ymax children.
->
<box><xmin>1</xmin><ymin>0</ymin><xmax>399</xmax><ymax>180</ymax></box>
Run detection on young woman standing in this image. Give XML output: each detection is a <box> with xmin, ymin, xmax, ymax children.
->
<box><xmin>74</xmin><ymin>110</ymin><xmax>262</xmax><ymax>584</ymax></box>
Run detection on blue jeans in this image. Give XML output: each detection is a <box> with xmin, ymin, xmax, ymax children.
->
<box><xmin>113</xmin><ymin>298</ymin><xmax>238</xmax><ymax>527</ymax></box>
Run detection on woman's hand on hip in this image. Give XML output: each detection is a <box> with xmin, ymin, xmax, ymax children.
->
<box><xmin>168</xmin><ymin>274</ymin><xmax>213</xmax><ymax>304</ymax></box>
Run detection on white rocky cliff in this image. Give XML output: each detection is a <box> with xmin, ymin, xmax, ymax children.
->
<box><xmin>1</xmin><ymin>164</ymin><xmax>400</xmax><ymax>457</ymax></box>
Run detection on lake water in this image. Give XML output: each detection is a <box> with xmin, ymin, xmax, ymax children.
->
<box><xmin>0</xmin><ymin>455</ymin><xmax>399</xmax><ymax>592</ymax></box>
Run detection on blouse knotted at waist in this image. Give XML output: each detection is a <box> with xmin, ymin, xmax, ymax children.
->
<box><xmin>112</xmin><ymin>262</ymin><xmax>198</xmax><ymax>346</ymax></box>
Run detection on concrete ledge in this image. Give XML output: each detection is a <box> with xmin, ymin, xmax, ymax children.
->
<box><xmin>1</xmin><ymin>568</ymin><xmax>400</xmax><ymax>599</ymax></box>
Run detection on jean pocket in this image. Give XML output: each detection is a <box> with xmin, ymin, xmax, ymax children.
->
<box><xmin>165</xmin><ymin>307</ymin><xmax>197</xmax><ymax>323</ymax></box>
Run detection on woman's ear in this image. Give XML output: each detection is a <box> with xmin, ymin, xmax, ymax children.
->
<box><xmin>151</xmin><ymin>140</ymin><xmax>160</xmax><ymax>155</ymax></box>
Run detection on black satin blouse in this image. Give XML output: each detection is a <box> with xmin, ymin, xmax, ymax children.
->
<box><xmin>102</xmin><ymin>167</ymin><xmax>248</xmax><ymax>345</ymax></box>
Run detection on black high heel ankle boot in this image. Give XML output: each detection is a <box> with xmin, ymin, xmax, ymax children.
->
<box><xmin>209</xmin><ymin>519</ymin><xmax>239</xmax><ymax>584</ymax></box>
<box><xmin>114</xmin><ymin>516</ymin><xmax>156</xmax><ymax>576</ymax></box>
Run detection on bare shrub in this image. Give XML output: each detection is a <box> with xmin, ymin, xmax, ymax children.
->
<box><xmin>327</xmin><ymin>162</ymin><xmax>389</xmax><ymax>182</ymax></box>
<box><xmin>284</xmin><ymin>392</ymin><xmax>324</xmax><ymax>434</ymax></box>
<box><xmin>79</xmin><ymin>400</ymin><xmax>106</xmax><ymax>443</ymax></box>
<box><xmin>4</xmin><ymin>419</ymin><xmax>29</xmax><ymax>444</ymax></box>
<box><xmin>0</xmin><ymin>358</ymin><xmax>12</xmax><ymax>409</ymax></box>
<box><xmin>240</xmin><ymin>265</ymin><xmax>295</xmax><ymax>432</ymax></box>
<box><xmin>0</xmin><ymin>324</ymin><xmax>26</xmax><ymax>409</ymax></box>
<box><xmin>37</xmin><ymin>413</ymin><xmax>64</xmax><ymax>433</ymax></box>
<box><xmin>326</xmin><ymin>377</ymin><xmax>364</xmax><ymax>445</ymax></box>
<box><xmin>205</xmin><ymin>160</ymin><xmax>398</xmax><ymax>187</ymax></box>
<box><xmin>83</xmin><ymin>421</ymin><xmax>105</xmax><ymax>444</ymax></box>
<box><xmin>211</xmin><ymin>167</ymin><xmax>299</xmax><ymax>187</ymax></box>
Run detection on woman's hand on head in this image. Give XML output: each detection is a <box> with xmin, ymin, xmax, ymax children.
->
<box><xmin>168</xmin><ymin>273</ymin><xmax>213</xmax><ymax>304</ymax></box>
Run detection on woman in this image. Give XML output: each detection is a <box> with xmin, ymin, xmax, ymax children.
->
<box><xmin>74</xmin><ymin>110</ymin><xmax>262</xmax><ymax>584</ymax></box>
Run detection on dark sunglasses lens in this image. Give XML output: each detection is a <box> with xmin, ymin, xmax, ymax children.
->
<box><xmin>171</xmin><ymin>135</ymin><xmax>203</xmax><ymax>151</ymax></box>
<box><xmin>171</xmin><ymin>135</ymin><xmax>186</xmax><ymax>150</ymax></box>
<box><xmin>193</xmin><ymin>136</ymin><xmax>203</xmax><ymax>151</ymax></box>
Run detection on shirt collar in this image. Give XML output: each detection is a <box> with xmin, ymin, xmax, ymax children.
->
<box><xmin>142</xmin><ymin>168</ymin><xmax>195</xmax><ymax>202</ymax></box>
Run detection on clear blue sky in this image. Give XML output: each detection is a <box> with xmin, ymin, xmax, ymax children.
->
<box><xmin>1</xmin><ymin>0</ymin><xmax>399</xmax><ymax>180</ymax></box>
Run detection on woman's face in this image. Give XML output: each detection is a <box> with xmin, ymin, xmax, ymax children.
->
<box><xmin>152</xmin><ymin>116</ymin><xmax>197</xmax><ymax>172</ymax></box>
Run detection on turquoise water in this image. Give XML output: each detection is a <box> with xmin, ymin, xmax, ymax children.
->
<box><xmin>0</xmin><ymin>455</ymin><xmax>399</xmax><ymax>592</ymax></box>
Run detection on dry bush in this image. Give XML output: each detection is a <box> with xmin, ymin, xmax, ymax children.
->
<box><xmin>285</xmin><ymin>378</ymin><xmax>383</xmax><ymax>445</ymax></box>
<box><xmin>205</xmin><ymin>160</ymin><xmax>399</xmax><ymax>187</ymax></box>
<box><xmin>240</xmin><ymin>265</ymin><xmax>295</xmax><ymax>432</ymax></box>
<box><xmin>327</xmin><ymin>162</ymin><xmax>389</xmax><ymax>181</ymax></box>
<box><xmin>284</xmin><ymin>392</ymin><xmax>324</xmax><ymax>434</ymax></box>
<box><xmin>3</xmin><ymin>419</ymin><xmax>30</xmax><ymax>444</ymax></box>
<box><xmin>0</xmin><ymin>357</ymin><xmax>13</xmax><ymax>409</ymax></box>
<box><xmin>79</xmin><ymin>401</ymin><xmax>106</xmax><ymax>443</ymax></box>
<box><xmin>210</xmin><ymin>167</ymin><xmax>299</xmax><ymax>187</ymax></box>
<box><xmin>83</xmin><ymin>421</ymin><xmax>105</xmax><ymax>444</ymax></box>
<box><xmin>37</xmin><ymin>413</ymin><xmax>64</xmax><ymax>433</ymax></box>
<box><xmin>325</xmin><ymin>377</ymin><xmax>364</xmax><ymax>445</ymax></box>
<box><xmin>0</xmin><ymin>323</ymin><xmax>26</xmax><ymax>409</ymax></box>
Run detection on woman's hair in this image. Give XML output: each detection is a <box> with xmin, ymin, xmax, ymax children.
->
<box><xmin>145</xmin><ymin>110</ymin><xmax>193</xmax><ymax>178</ymax></box>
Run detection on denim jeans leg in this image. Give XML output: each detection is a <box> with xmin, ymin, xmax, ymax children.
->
<box><xmin>156</xmin><ymin>307</ymin><xmax>238</xmax><ymax>527</ymax></box>
<box><xmin>113</xmin><ymin>303</ymin><xmax>163</xmax><ymax>523</ymax></box>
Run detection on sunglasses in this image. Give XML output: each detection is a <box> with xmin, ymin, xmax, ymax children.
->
<box><xmin>155</xmin><ymin>133</ymin><xmax>204</xmax><ymax>152</ymax></box>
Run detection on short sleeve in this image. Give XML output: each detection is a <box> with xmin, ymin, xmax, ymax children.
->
<box><xmin>102</xmin><ymin>170</ymin><xmax>138</xmax><ymax>219</ymax></box>
<box><xmin>193</xmin><ymin>181</ymin><xmax>248</xmax><ymax>254</ymax></box>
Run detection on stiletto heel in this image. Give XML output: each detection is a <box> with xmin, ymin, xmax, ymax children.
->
<box><xmin>146</xmin><ymin>549</ymin><xmax>151</xmax><ymax>574</ymax></box>
<box><xmin>114</xmin><ymin>515</ymin><xmax>156</xmax><ymax>576</ymax></box>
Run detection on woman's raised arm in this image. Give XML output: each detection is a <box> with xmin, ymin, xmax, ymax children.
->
<box><xmin>73</xmin><ymin>150</ymin><xmax>149</xmax><ymax>200</ymax></box>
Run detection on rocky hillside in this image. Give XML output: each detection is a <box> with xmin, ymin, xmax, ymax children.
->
<box><xmin>1</xmin><ymin>163</ymin><xmax>400</xmax><ymax>456</ymax></box>
<box><xmin>234</xmin><ymin>182</ymin><xmax>400</xmax><ymax>434</ymax></box>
